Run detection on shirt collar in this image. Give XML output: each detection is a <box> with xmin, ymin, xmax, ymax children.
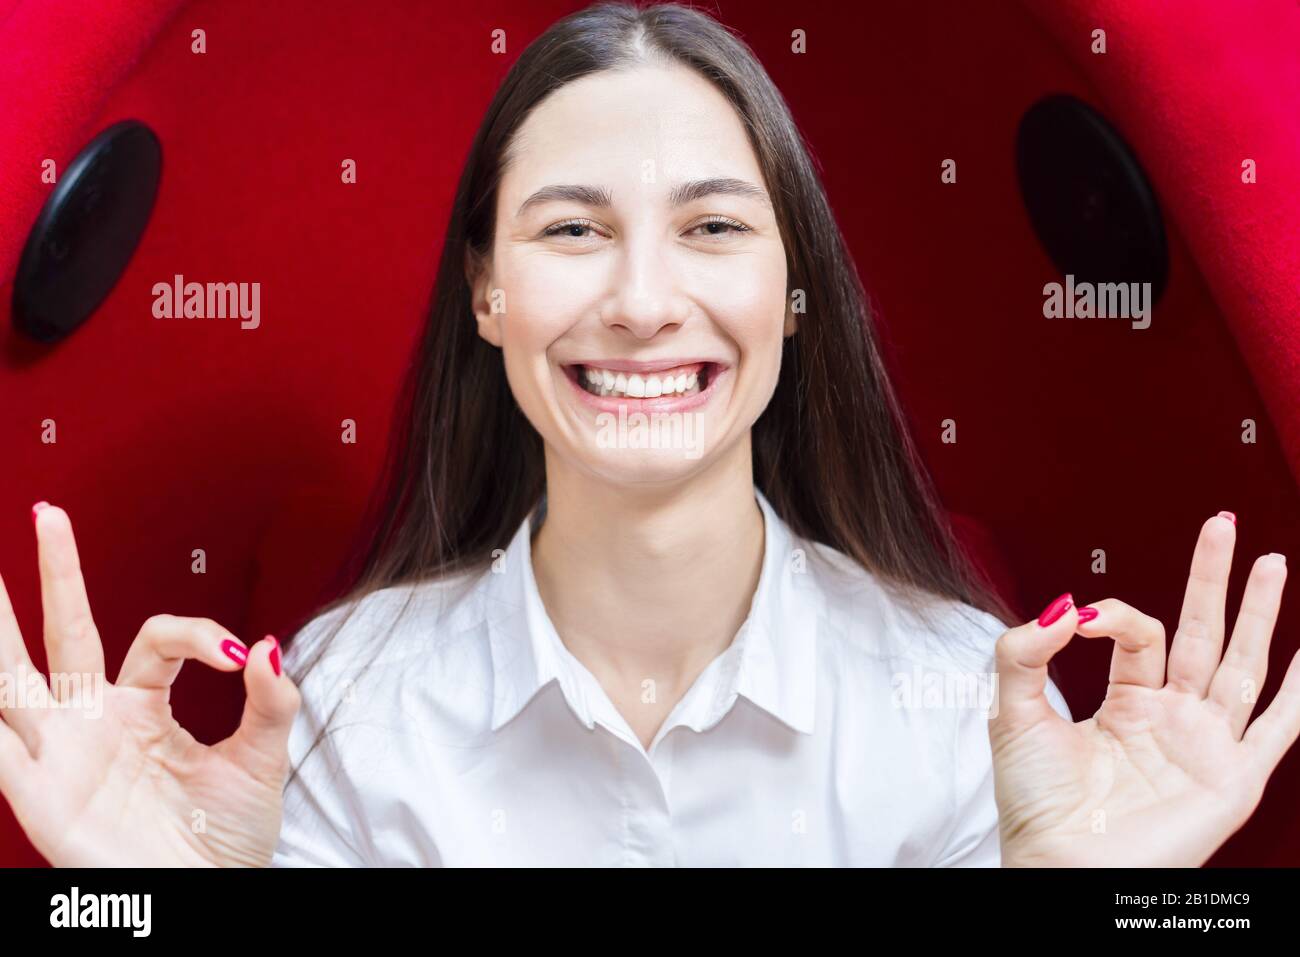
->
<box><xmin>484</xmin><ymin>487</ymin><xmax>817</xmax><ymax>737</ymax></box>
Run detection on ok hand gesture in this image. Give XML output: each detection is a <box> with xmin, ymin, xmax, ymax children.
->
<box><xmin>990</xmin><ymin>512</ymin><xmax>1299</xmax><ymax>866</ymax></box>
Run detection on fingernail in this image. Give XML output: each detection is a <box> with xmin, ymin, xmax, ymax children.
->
<box><xmin>267</xmin><ymin>635</ymin><xmax>281</xmax><ymax>677</ymax></box>
<box><xmin>220</xmin><ymin>639</ymin><xmax>248</xmax><ymax>667</ymax></box>
<box><xmin>31</xmin><ymin>501</ymin><xmax>50</xmax><ymax>524</ymax></box>
<box><xmin>1217</xmin><ymin>510</ymin><xmax>1236</xmax><ymax>525</ymax></box>
<box><xmin>1268</xmin><ymin>552</ymin><xmax>1286</xmax><ymax>565</ymax></box>
<box><xmin>1076</xmin><ymin>605</ymin><xmax>1099</xmax><ymax>624</ymax></box>
<box><xmin>1037</xmin><ymin>592</ymin><xmax>1073</xmax><ymax>627</ymax></box>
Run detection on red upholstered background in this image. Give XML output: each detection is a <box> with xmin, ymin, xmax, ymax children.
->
<box><xmin>1</xmin><ymin>0</ymin><xmax>1297</xmax><ymax>865</ymax></box>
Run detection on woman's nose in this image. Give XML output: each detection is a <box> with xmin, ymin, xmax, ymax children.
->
<box><xmin>598</xmin><ymin>237</ymin><xmax>688</xmax><ymax>339</ymax></box>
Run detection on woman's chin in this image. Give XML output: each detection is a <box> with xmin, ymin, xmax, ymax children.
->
<box><xmin>576</xmin><ymin>444</ymin><xmax>718</xmax><ymax>486</ymax></box>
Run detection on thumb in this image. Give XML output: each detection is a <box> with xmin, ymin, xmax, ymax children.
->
<box><xmin>229</xmin><ymin>635</ymin><xmax>301</xmax><ymax>778</ymax></box>
<box><xmin>993</xmin><ymin>592</ymin><xmax>1077</xmax><ymax>728</ymax></box>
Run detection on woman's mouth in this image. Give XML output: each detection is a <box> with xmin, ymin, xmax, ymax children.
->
<box><xmin>572</xmin><ymin>361</ymin><xmax>709</xmax><ymax>398</ymax></box>
<box><xmin>561</xmin><ymin>360</ymin><xmax>725</xmax><ymax>412</ymax></box>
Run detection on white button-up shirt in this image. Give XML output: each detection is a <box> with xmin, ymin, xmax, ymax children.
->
<box><xmin>272</xmin><ymin>489</ymin><xmax>1071</xmax><ymax>867</ymax></box>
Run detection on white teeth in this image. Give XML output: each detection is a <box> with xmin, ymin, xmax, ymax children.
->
<box><xmin>577</xmin><ymin>365</ymin><xmax>707</xmax><ymax>398</ymax></box>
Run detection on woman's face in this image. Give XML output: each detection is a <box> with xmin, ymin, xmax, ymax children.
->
<box><xmin>470</xmin><ymin>62</ymin><xmax>792</xmax><ymax>487</ymax></box>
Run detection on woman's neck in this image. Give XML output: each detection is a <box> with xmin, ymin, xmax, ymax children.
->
<box><xmin>531</xmin><ymin>439</ymin><xmax>765</xmax><ymax>709</ymax></box>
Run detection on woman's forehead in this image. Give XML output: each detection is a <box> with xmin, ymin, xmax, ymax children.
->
<box><xmin>503</xmin><ymin>65</ymin><xmax>762</xmax><ymax>198</ymax></box>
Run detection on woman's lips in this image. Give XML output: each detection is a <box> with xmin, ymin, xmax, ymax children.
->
<box><xmin>562</xmin><ymin>360</ymin><xmax>726</xmax><ymax>413</ymax></box>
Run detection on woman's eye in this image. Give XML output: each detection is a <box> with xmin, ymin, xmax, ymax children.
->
<box><xmin>688</xmin><ymin>217</ymin><xmax>751</xmax><ymax>239</ymax></box>
<box><xmin>541</xmin><ymin>219</ymin><xmax>603</xmax><ymax>240</ymax></box>
<box><xmin>540</xmin><ymin>217</ymin><xmax>752</xmax><ymax>241</ymax></box>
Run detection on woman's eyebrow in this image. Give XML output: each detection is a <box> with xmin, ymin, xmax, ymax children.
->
<box><xmin>515</xmin><ymin>177</ymin><xmax>771</xmax><ymax>217</ymax></box>
<box><xmin>668</xmin><ymin>177</ymin><xmax>771</xmax><ymax>208</ymax></box>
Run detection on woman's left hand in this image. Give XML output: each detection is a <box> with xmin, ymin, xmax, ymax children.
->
<box><xmin>989</xmin><ymin>512</ymin><xmax>1300</xmax><ymax>866</ymax></box>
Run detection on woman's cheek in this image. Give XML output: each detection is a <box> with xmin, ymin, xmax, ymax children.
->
<box><xmin>719</xmin><ymin>288</ymin><xmax>788</xmax><ymax>402</ymax></box>
<box><xmin>498</xmin><ymin>257</ymin><xmax>583</xmax><ymax>342</ymax></box>
<box><xmin>499</xmin><ymin>306</ymin><xmax>558</xmax><ymax>409</ymax></box>
<box><xmin>495</xmin><ymin>262</ymin><xmax>577</xmax><ymax>357</ymax></box>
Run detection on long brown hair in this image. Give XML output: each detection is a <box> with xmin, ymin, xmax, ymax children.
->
<box><xmin>284</xmin><ymin>1</ymin><xmax>1022</xmax><ymax>780</ymax></box>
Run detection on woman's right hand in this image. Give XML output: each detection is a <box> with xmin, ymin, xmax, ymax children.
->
<box><xmin>989</xmin><ymin>512</ymin><xmax>1300</xmax><ymax>866</ymax></box>
<box><xmin>0</xmin><ymin>503</ymin><xmax>302</xmax><ymax>867</ymax></box>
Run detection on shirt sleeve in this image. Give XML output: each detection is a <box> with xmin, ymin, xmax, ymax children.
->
<box><xmin>270</xmin><ymin>720</ymin><xmax>369</xmax><ymax>866</ymax></box>
<box><xmin>934</xmin><ymin>673</ymin><xmax>1072</xmax><ymax>867</ymax></box>
<box><xmin>270</xmin><ymin>614</ymin><xmax>373</xmax><ymax>868</ymax></box>
<box><xmin>930</xmin><ymin>605</ymin><xmax>1073</xmax><ymax>867</ymax></box>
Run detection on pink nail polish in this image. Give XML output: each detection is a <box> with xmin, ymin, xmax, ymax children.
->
<box><xmin>267</xmin><ymin>635</ymin><xmax>281</xmax><ymax>677</ymax></box>
<box><xmin>1076</xmin><ymin>605</ymin><xmax>1099</xmax><ymax>624</ymax></box>
<box><xmin>1217</xmin><ymin>511</ymin><xmax>1236</xmax><ymax>525</ymax></box>
<box><xmin>221</xmin><ymin>639</ymin><xmax>248</xmax><ymax>667</ymax></box>
<box><xmin>31</xmin><ymin>501</ymin><xmax>50</xmax><ymax>524</ymax></box>
<box><xmin>1037</xmin><ymin>592</ymin><xmax>1073</xmax><ymax>627</ymax></box>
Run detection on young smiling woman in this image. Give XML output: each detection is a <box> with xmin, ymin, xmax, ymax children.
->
<box><xmin>2</xmin><ymin>2</ymin><xmax>1298</xmax><ymax>868</ymax></box>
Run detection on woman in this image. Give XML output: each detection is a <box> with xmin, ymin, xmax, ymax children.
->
<box><xmin>1</xmin><ymin>1</ymin><xmax>1296</xmax><ymax>867</ymax></box>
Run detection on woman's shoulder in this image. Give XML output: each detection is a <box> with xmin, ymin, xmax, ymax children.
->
<box><xmin>799</xmin><ymin>538</ymin><xmax>1009</xmax><ymax>675</ymax></box>
<box><xmin>279</xmin><ymin>566</ymin><xmax>508</xmax><ymax>768</ymax></box>
<box><xmin>282</xmin><ymin>566</ymin><xmax>491</xmax><ymax>678</ymax></box>
<box><xmin>800</xmin><ymin>538</ymin><xmax>1072</xmax><ymax>720</ymax></box>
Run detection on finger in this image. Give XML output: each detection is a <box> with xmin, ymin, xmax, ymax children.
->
<box><xmin>991</xmin><ymin>592</ymin><xmax>1077</xmax><ymax>729</ymax></box>
<box><xmin>1166</xmin><ymin>512</ymin><xmax>1236</xmax><ymax>696</ymax></box>
<box><xmin>116</xmin><ymin>615</ymin><xmax>250</xmax><ymax>689</ymax></box>
<box><xmin>0</xmin><ymin>569</ymin><xmax>50</xmax><ymax>745</ymax></box>
<box><xmin>1074</xmin><ymin>597</ymin><xmax>1167</xmax><ymax>690</ymax></box>
<box><xmin>226</xmin><ymin>636</ymin><xmax>301</xmax><ymax>780</ymax></box>
<box><xmin>0</xmin><ymin>716</ymin><xmax>37</xmax><ymax>810</ymax></box>
<box><xmin>1242</xmin><ymin>646</ymin><xmax>1300</xmax><ymax>782</ymax></box>
<box><xmin>34</xmin><ymin>504</ymin><xmax>106</xmax><ymax>689</ymax></box>
<box><xmin>1210</xmin><ymin>553</ymin><xmax>1287</xmax><ymax>738</ymax></box>
<box><xmin>0</xmin><ymin>569</ymin><xmax>37</xmax><ymax>676</ymax></box>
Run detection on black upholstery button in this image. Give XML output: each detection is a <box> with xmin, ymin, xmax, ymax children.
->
<box><xmin>1016</xmin><ymin>95</ymin><xmax>1168</xmax><ymax>306</ymax></box>
<box><xmin>12</xmin><ymin>119</ymin><xmax>162</xmax><ymax>343</ymax></box>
